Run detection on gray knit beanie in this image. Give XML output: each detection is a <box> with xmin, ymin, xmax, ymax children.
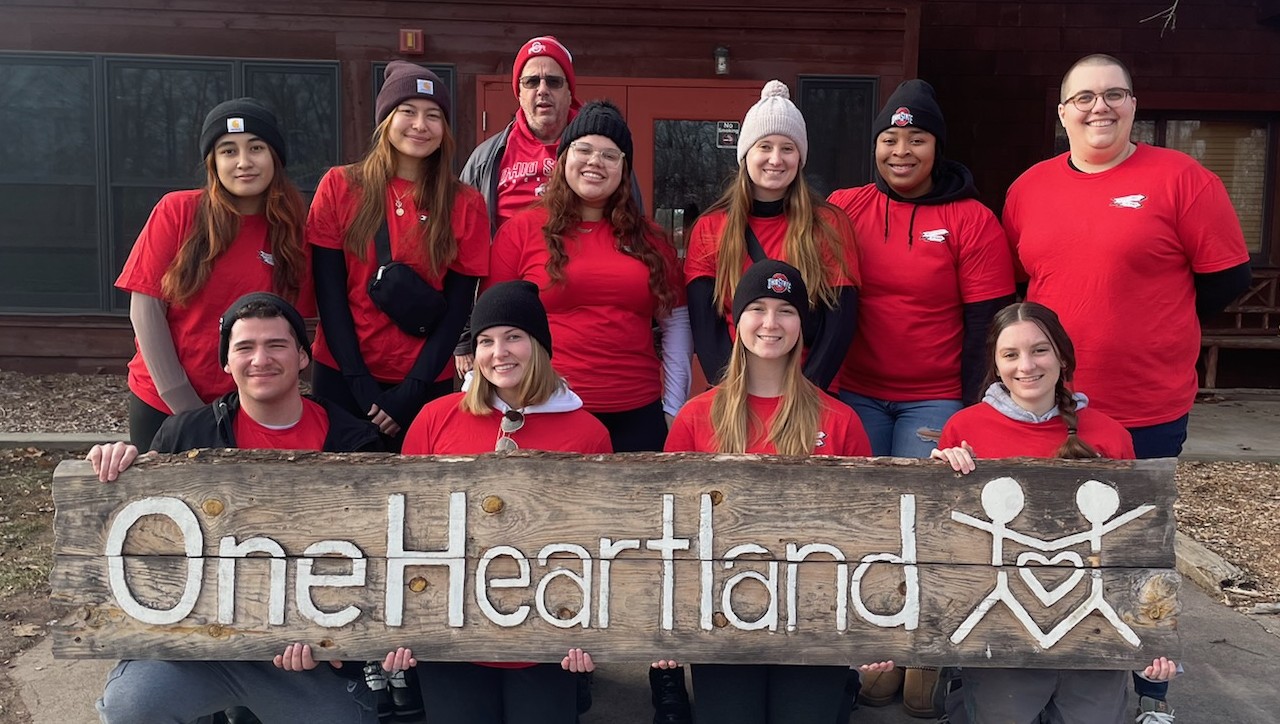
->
<box><xmin>737</xmin><ymin>80</ymin><xmax>808</xmax><ymax>167</ymax></box>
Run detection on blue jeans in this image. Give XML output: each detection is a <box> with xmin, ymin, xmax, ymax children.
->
<box><xmin>1127</xmin><ymin>414</ymin><xmax>1190</xmax><ymax>460</ymax></box>
<box><xmin>837</xmin><ymin>391</ymin><xmax>963</xmax><ymax>457</ymax></box>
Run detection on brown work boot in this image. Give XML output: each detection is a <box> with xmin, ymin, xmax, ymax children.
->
<box><xmin>903</xmin><ymin>667</ymin><xmax>941</xmax><ymax>718</ymax></box>
<box><xmin>859</xmin><ymin>666</ymin><xmax>905</xmax><ymax>707</ymax></box>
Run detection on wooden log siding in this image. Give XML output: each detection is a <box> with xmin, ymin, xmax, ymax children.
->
<box><xmin>51</xmin><ymin>452</ymin><xmax>1181</xmax><ymax>667</ymax></box>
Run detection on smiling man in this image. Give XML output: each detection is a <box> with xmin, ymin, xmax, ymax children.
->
<box><xmin>1002</xmin><ymin>55</ymin><xmax>1251</xmax><ymax>721</ymax></box>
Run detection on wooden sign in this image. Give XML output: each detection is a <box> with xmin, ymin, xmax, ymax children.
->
<box><xmin>51</xmin><ymin>452</ymin><xmax>1181</xmax><ymax>668</ymax></box>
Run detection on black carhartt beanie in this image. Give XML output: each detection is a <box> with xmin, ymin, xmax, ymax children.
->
<box><xmin>558</xmin><ymin>100</ymin><xmax>633</xmax><ymax>161</ymax></box>
<box><xmin>732</xmin><ymin>260</ymin><xmax>811</xmax><ymax>330</ymax></box>
<box><xmin>470</xmin><ymin>281</ymin><xmax>554</xmax><ymax>358</ymax></box>
<box><xmin>218</xmin><ymin>292</ymin><xmax>310</xmax><ymax>367</ymax></box>
<box><xmin>199</xmin><ymin>98</ymin><xmax>288</xmax><ymax>166</ymax></box>
<box><xmin>871</xmin><ymin>79</ymin><xmax>947</xmax><ymax>146</ymax></box>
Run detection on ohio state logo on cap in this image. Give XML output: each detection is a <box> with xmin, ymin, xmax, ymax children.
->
<box><xmin>766</xmin><ymin>273</ymin><xmax>792</xmax><ymax>294</ymax></box>
<box><xmin>529</xmin><ymin>40</ymin><xmax>545</xmax><ymax>54</ymax></box>
<box><xmin>891</xmin><ymin>106</ymin><xmax>913</xmax><ymax>127</ymax></box>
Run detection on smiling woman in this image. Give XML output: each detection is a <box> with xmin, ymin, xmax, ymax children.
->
<box><xmin>306</xmin><ymin>61</ymin><xmax>490</xmax><ymax>451</ymax></box>
<box><xmin>114</xmin><ymin>97</ymin><xmax>311</xmax><ymax>452</ymax></box>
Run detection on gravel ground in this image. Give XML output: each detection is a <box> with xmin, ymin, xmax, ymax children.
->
<box><xmin>0</xmin><ymin>371</ymin><xmax>127</xmax><ymax>434</ymax></box>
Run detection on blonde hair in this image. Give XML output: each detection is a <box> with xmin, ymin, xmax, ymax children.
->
<box><xmin>709</xmin><ymin>333</ymin><xmax>823</xmax><ymax>455</ymax></box>
<box><xmin>705</xmin><ymin>166</ymin><xmax>852</xmax><ymax>314</ymax></box>
<box><xmin>460</xmin><ymin>338</ymin><xmax>562</xmax><ymax>415</ymax></box>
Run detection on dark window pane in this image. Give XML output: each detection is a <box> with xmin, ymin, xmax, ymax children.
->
<box><xmin>246</xmin><ymin>64</ymin><xmax>340</xmax><ymax>191</ymax></box>
<box><xmin>107</xmin><ymin>61</ymin><xmax>232</xmax><ymax>184</ymax></box>
<box><xmin>0</xmin><ymin>60</ymin><xmax>96</xmax><ymax>181</ymax></box>
<box><xmin>798</xmin><ymin>77</ymin><xmax>877</xmax><ymax>196</ymax></box>
<box><xmin>0</xmin><ymin>184</ymin><xmax>100</xmax><ymax>310</ymax></box>
<box><xmin>653</xmin><ymin>120</ymin><xmax>739</xmax><ymax>216</ymax></box>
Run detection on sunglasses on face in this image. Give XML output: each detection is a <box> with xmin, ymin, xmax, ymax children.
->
<box><xmin>519</xmin><ymin>74</ymin><xmax>567</xmax><ymax>90</ymax></box>
<box><xmin>495</xmin><ymin>409</ymin><xmax>525</xmax><ymax>452</ymax></box>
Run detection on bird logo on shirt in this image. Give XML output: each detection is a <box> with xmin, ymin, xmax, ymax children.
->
<box><xmin>1110</xmin><ymin>194</ymin><xmax>1147</xmax><ymax>209</ymax></box>
<box><xmin>258</xmin><ymin>251</ymin><xmax>275</xmax><ymax>266</ymax></box>
<box><xmin>920</xmin><ymin>229</ymin><xmax>950</xmax><ymax>243</ymax></box>
<box><xmin>815</xmin><ymin>431</ymin><xmax>827</xmax><ymax>448</ymax></box>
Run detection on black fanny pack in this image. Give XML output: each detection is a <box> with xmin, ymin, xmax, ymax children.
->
<box><xmin>367</xmin><ymin>220</ymin><xmax>446</xmax><ymax>338</ymax></box>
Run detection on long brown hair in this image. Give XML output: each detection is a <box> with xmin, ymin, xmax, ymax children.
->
<box><xmin>342</xmin><ymin>111</ymin><xmax>459</xmax><ymax>280</ymax></box>
<box><xmin>704</xmin><ymin>166</ymin><xmax>852</xmax><ymax>314</ymax></box>
<box><xmin>709</xmin><ymin>326</ymin><xmax>823</xmax><ymax>455</ymax></box>
<box><xmin>161</xmin><ymin>149</ymin><xmax>306</xmax><ymax>306</ymax></box>
<box><xmin>460</xmin><ymin>336</ymin><xmax>562</xmax><ymax>414</ymax></box>
<box><xmin>985</xmin><ymin>302</ymin><xmax>1098</xmax><ymax>459</ymax></box>
<box><xmin>540</xmin><ymin>153</ymin><xmax>677</xmax><ymax>317</ymax></box>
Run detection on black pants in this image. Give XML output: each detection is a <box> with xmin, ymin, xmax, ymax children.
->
<box><xmin>128</xmin><ymin>393</ymin><xmax>171</xmax><ymax>451</ymax></box>
<box><xmin>590</xmin><ymin>399</ymin><xmax>668</xmax><ymax>452</ymax></box>
<box><xmin>691</xmin><ymin>663</ymin><xmax>849</xmax><ymax>724</ymax></box>
<box><xmin>310</xmin><ymin>362</ymin><xmax>450</xmax><ymax>453</ymax></box>
<box><xmin>415</xmin><ymin>662</ymin><xmax>577</xmax><ymax>724</ymax></box>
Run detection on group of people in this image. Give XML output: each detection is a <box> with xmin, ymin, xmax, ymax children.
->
<box><xmin>86</xmin><ymin>32</ymin><xmax>1249</xmax><ymax>724</ymax></box>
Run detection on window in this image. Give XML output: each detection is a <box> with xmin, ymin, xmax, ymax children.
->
<box><xmin>0</xmin><ymin>53</ymin><xmax>341</xmax><ymax>313</ymax></box>
<box><xmin>1053</xmin><ymin>114</ymin><xmax>1274</xmax><ymax>261</ymax></box>
<box><xmin>797</xmin><ymin>76</ymin><xmax>879</xmax><ymax>197</ymax></box>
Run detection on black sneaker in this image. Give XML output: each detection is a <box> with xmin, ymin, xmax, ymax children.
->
<box><xmin>388</xmin><ymin>668</ymin><xmax>426</xmax><ymax>723</ymax></box>
<box><xmin>363</xmin><ymin>661</ymin><xmax>395</xmax><ymax>723</ymax></box>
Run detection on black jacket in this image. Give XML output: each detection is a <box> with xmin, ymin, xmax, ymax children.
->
<box><xmin>150</xmin><ymin>392</ymin><xmax>385</xmax><ymax>454</ymax></box>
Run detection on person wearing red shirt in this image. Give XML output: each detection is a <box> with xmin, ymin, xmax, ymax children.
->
<box><xmin>387</xmin><ymin>280</ymin><xmax>608</xmax><ymax>724</ymax></box>
<box><xmin>930</xmin><ymin>301</ymin><xmax>1178</xmax><ymax>724</ymax></box>
<box><xmin>308</xmin><ymin>61</ymin><xmax>489</xmax><ymax>450</ymax></box>
<box><xmin>1003</xmin><ymin>54</ymin><xmax>1250</xmax><ymax>457</ymax></box>
<box><xmin>828</xmin><ymin>79</ymin><xmax>1014</xmax><ymax>461</ymax></box>
<box><xmin>116</xmin><ymin>97</ymin><xmax>311</xmax><ymax>451</ymax></box>
<box><xmin>685</xmin><ymin>80</ymin><xmax>860</xmax><ymax>391</ymax></box>
<box><xmin>88</xmin><ymin>293</ymin><xmax>383</xmax><ymax>724</ymax></box>
<box><xmin>656</xmin><ymin>261</ymin><xmax>883</xmax><ymax>724</ymax></box>
<box><xmin>485</xmin><ymin>101</ymin><xmax>691</xmax><ymax>452</ymax></box>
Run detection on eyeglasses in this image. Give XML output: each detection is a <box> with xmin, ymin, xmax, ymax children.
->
<box><xmin>519</xmin><ymin>74</ymin><xmax>567</xmax><ymax>90</ymax></box>
<box><xmin>568</xmin><ymin>141</ymin><xmax>625</xmax><ymax>168</ymax></box>
<box><xmin>1062</xmin><ymin>88</ymin><xmax>1133</xmax><ymax>112</ymax></box>
<box><xmin>495</xmin><ymin>409</ymin><xmax>525</xmax><ymax>452</ymax></box>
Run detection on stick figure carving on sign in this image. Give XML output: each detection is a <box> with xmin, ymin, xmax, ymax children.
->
<box><xmin>949</xmin><ymin>477</ymin><xmax>1155</xmax><ymax>648</ymax></box>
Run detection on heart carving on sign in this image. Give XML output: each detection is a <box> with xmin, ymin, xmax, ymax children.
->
<box><xmin>1016</xmin><ymin>551</ymin><xmax>1085</xmax><ymax>605</ymax></box>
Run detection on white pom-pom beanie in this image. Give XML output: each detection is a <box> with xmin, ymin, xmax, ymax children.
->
<box><xmin>737</xmin><ymin>79</ymin><xmax>808</xmax><ymax>167</ymax></box>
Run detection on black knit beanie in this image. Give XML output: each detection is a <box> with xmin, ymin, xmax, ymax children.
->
<box><xmin>377</xmin><ymin>61</ymin><xmax>451</xmax><ymax>124</ymax></box>
<box><xmin>871</xmin><ymin>79</ymin><xmax>947</xmax><ymax>146</ymax></box>
<box><xmin>732</xmin><ymin>260</ymin><xmax>811</xmax><ymax>329</ymax></box>
<box><xmin>199</xmin><ymin>98</ymin><xmax>288</xmax><ymax>166</ymax></box>
<box><xmin>218</xmin><ymin>292</ymin><xmax>310</xmax><ymax>367</ymax></box>
<box><xmin>470</xmin><ymin>281</ymin><xmax>554</xmax><ymax>358</ymax></box>
<box><xmin>558</xmin><ymin>100</ymin><xmax>633</xmax><ymax>160</ymax></box>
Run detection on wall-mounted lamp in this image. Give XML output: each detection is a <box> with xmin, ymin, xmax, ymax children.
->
<box><xmin>714</xmin><ymin>46</ymin><xmax>730</xmax><ymax>76</ymax></box>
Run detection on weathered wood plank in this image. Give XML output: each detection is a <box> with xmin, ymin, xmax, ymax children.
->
<box><xmin>51</xmin><ymin>452</ymin><xmax>1180</xmax><ymax>667</ymax></box>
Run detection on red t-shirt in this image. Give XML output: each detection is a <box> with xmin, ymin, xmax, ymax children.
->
<box><xmin>484</xmin><ymin>207</ymin><xmax>685</xmax><ymax>413</ymax></box>
<box><xmin>495</xmin><ymin>111</ymin><xmax>560</xmax><ymax>229</ymax></box>
<box><xmin>684</xmin><ymin>208</ymin><xmax>860</xmax><ymax>306</ymax></box>
<box><xmin>665</xmin><ymin>388</ymin><xmax>872</xmax><ymax>456</ymax></box>
<box><xmin>116</xmin><ymin>189</ymin><xmax>315</xmax><ymax>414</ymax></box>
<box><xmin>306</xmin><ymin>168</ymin><xmax>490</xmax><ymax>383</ymax></box>
<box><xmin>938</xmin><ymin>402</ymin><xmax>1135</xmax><ymax>460</ymax></box>
<box><xmin>403</xmin><ymin>392</ymin><xmax>612</xmax><ymax>455</ymax></box>
<box><xmin>828</xmin><ymin>185</ymin><xmax>1013</xmax><ymax>400</ymax></box>
<box><xmin>1004</xmin><ymin>144</ymin><xmax>1250</xmax><ymax>427</ymax></box>
<box><xmin>232</xmin><ymin>398</ymin><xmax>330</xmax><ymax>450</ymax></box>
